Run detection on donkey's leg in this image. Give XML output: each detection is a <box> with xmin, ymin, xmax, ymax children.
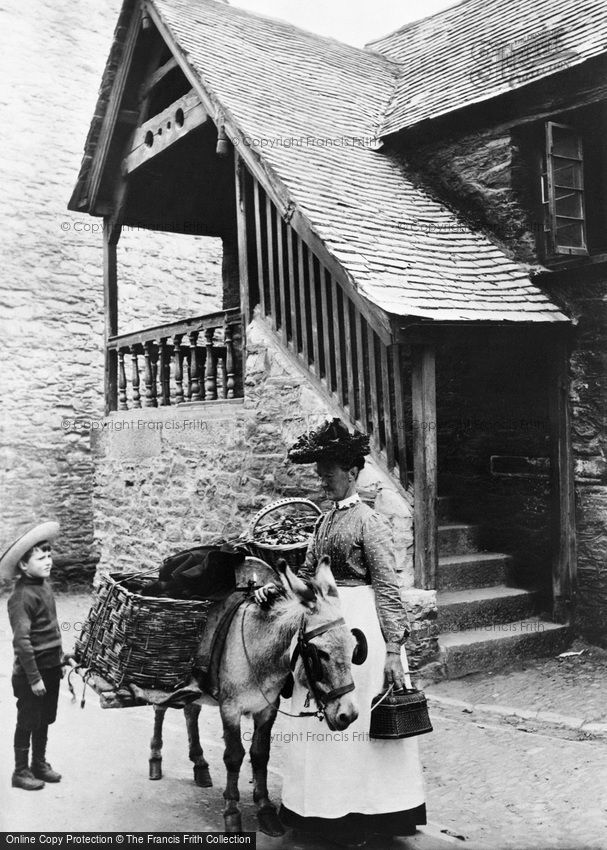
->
<box><xmin>149</xmin><ymin>706</ymin><xmax>166</xmax><ymax>780</ymax></box>
<box><xmin>220</xmin><ymin>703</ymin><xmax>245</xmax><ymax>833</ymax></box>
<box><xmin>251</xmin><ymin>705</ymin><xmax>285</xmax><ymax>836</ymax></box>
<box><xmin>184</xmin><ymin>702</ymin><xmax>212</xmax><ymax>788</ymax></box>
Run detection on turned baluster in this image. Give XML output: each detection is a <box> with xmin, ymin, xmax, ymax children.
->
<box><xmin>184</xmin><ymin>350</ymin><xmax>192</xmax><ymax>400</ymax></box>
<box><xmin>118</xmin><ymin>350</ymin><xmax>128</xmax><ymax>410</ymax></box>
<box><xmin>143</xmin><ymin>341</ymin><xmax>157</xmax><ymax>407</ymax></box>
<box><xmin>173</xmin><ymin>334</ymin><xmax>184</xmax><ymax>404</ymax></box>
<box><xmin>204</xmin><ymin>327</ymin><xmax>217</xmax><ymax>400</ymax></box>
<box><xmin>216</xmin><ymin>352</ymin><xmax>226</xmax><ymax>399</ymax></box>
<box><xmin>224</xmin><ymin>318</ymin><xmax>235</xmax><ymax>399</ymax></box>
<box><xmin>131</xmin><ymin>346</ymin><xmax>141</xmax><ymax>409</ymax></box>
<box><xmin>158</xmin><ymin>338</ymin><xmax>170</xmax><ymax>406</ymax></box>
<box><xmin>189</xmin><ymin>331</ymin><xmax>202</xmax><ymax>401</ymax></box>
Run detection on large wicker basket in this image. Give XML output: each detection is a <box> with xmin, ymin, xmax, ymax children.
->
<box><xmin>246</xmin><ymin>498</ymin><xmax>322</xmax><ymax>570</ymax></box>
<box><xmin>74</xmin><ymin>573</ymin><xmax>212</xmax><ymax>691</ymax></box>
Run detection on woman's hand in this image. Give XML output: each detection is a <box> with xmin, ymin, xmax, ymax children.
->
<box><xmin>383</xmin><ymin>651</ymin><xmax>406</xmax><ymax>691</ymax></box>
<box><xmin>253</xmin><ymin>582</ymin><xmax>280</xmax><ymax>605</ymax></box>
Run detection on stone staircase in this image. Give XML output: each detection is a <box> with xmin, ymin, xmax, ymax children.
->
<box><xmin>436</xmin><ymin>496</ymin><xmax>571</xmax><ymax>678</ymax></box>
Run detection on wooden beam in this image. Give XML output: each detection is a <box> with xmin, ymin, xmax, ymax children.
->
<box><xmin>320</xmin><ymin>270</ymin><xmax>334</xmax><ymax>393</ymax></box>
<box><xmin>253</xmin><ymin>181</ymin><xmax>265</xmax><ymax>317</ymax></box>
<box><xmin>367</xmin><ymin>328</ymin><xmax>380</xmax><ymax>452</ymax></box>
<box><xmin>124</xmin><ymin>90</ymin><xmax>208</xmax><ymax>174</ymax></box>
<box><xmin>139</xmin><ymin>56</ymin><xmax>178</xmax><ymax>100</ymax></box>
<box><xmin>266</xmin><ymin>195</ymin><xmax>277</xmax><ymax>332</ymax></box>
<box><xmin>297</xmin><ymin>236</ymin><xmax>309</xmax><ymax>365</ymax></box>
<box><xmin>355</xmin><ymin>310</ymin><xmax>368</xmax><ymax>433</ymax></box>
<box><xmin>308</xmin><ymin>249</ymin><xmax>320</xmax><ymax>378</ymax></box>
<box><xmin>103</xmin><ymin>219</ymin><xmax>119</xmax><ymax>414</ymax></box>
<box><xmin>234</xmin><ymin>153</ymin><xmax>250</xmax><ymax>327</ymax></box>
<box><xmin>412</xmin><ymin>344</ymin><xmax>437</xmax><ymax>590</ymax></box>
<box><xmin>549</xmin><ymin>334</ymin><xmax>576</xmax><ymax>623</ymax></box>
<box><xmin>343</xmin><ymin>295</ymin><xmax>355</xmax><ymax>417</ymax></box>
<box><xmin>331</xmin><ymin>275</ymin><xmax>344</xmax><ymax>404</ymax></box>
<box><xmin>276</xmin><ymin>210</ymin><xmax>288</xmax><ymax>347</ymax></box>
<box><xmin>392</xmin><ymin>343</ymin><xmax>407</xmax><ymax>487</ymax></box>
<box><xmin>380</xmin><ymin>341</ymin><xmax>394</xmax><ymax>470</ymax></box>
<box><xmin>87</xmin><ymin>2</ymin><xmax>142</xmax><ymax>211</ymax></box>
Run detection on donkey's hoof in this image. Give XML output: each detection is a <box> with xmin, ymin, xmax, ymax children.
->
<box><xmin>257</xmin><ymin>805</ymin><xmax>286</xmax><ymax>837</ymax></box>
<box><xmin>148</xmin><ymin>758</ymin><xmax>162</xmax><ymax>781</ymax></box>
<box><xmin>193</xmin><ymin>765</ymin><xmax>212</xmax><ymax>788</ymax></box>
<box><xmin>224</xmin><ymin>813</ymin><xmax>242</xmax><ymax>833</ymax></box>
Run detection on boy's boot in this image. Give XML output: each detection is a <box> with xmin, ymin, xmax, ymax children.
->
<box><xmin>12</xmin><ymin>747</ymin><xmax>44</xmax><ymax>790</ymax></box>
<box><xmin>31</xmin><ymin>726</ymin><xmax>61</xmax><ymax>783</ymax></box>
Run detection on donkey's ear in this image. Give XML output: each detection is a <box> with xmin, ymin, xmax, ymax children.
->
<box><xmin>275</xmin><ymin>559</ymin><xmax>316</xmax><ymax>606</ymax></box>
<box><xmin>315</xmin><ymin>555</ymin><xmax>339</xmax><ymax>598</ymax></box>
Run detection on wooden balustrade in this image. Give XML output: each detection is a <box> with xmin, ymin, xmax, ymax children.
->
<box><xmin>242</xmin><ymin>168</ymin><xmax>408</xmax><ymax>486</ymax></box>
<box><xmin>106</xmin><ymin>309</ymin><xmax>243</xmax><ymax>411</ymax></box>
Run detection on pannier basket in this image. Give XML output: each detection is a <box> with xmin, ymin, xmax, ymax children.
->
<box><xmin>74</xmin><ymin>573</ymin><xmax>212</xmax><ymax>691</ymax></box>
<box><xmin>246</xmin><ymin>497</ymin><xmax>322</xmax><ymax>571</ymax></box>
<box><xmin>369</xmin><ymin>687</ymin><xmax>433</xmax><ymax>740</ymax></box>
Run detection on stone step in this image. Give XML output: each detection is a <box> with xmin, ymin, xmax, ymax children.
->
<box><xmin>438</xmin><ymin>618</ymin><xmax>571</xmax><ymax>679</ymax></box>
<box><xmin>437</xmin><ymin>552</ymin><xmax>512</xmax><ymax>591</ymax></box>
<box><xmin>438</xmin><ymin>523</ymin><xmax>482</xmax><ymax>556</ymax></box>
<box><xmin>437</xmin><ymin>585</ymin><xmax>538</xmax><ymax>631</ymax></box>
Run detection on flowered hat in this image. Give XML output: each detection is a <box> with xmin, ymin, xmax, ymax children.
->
<box><xmin>288</xmin><ymin>418</ymin><xmax>370</xmax><ymax>466</ymax></box>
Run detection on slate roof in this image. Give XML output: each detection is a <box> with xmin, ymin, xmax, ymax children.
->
<box><xmin>369</xmin><ymin>0</ymin><xmax>607</xmax><ymax>137</ymax></box>
<box><xmin>73</xmin><ymin>0</ymin><xmax>571</xmax><ymax>324</ymax></box>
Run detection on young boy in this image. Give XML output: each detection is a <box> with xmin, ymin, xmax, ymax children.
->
<box><xmin>1</xmin><ymin>521</ymin><xmax>65</xmax><ymax>790</ymax></box>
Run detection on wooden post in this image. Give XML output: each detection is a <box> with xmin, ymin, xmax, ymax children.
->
<box><xmin>308</xmin><ymin>250</ymin><xmax>320</xmax><ymax>377</ymax></box>
<box><xmin>117</xmin><ymin>350</ymin><xmax>128</xmax><ymax>411</ymax></box>
<box><xmin>143</xmin><ymin>341</ymin><xmax>157</xmax><ymax>407</ymax></box>
<box><xmin>331</xmin><ymin>276</ymin><xmax>344</xmax><ymax>405</ymax></box>
<box><xmin>412</xmin><ymin>344</ymin><xmax>437</xmax><ymax>590</ymax></box>
<box><xmin>189</xmin><ymin>331</ymin><xmax>202</xmax><ymax>400</ymax></box>
<box><xmin>549</xmin><ymin>333</ymin><xmax>576</xmax><ymax>623</ymax></box>
<box><xmin>130</xmin><ymin>346</ymin><xmax>141</xmax><ymax>409</ymax></box>
<box><xmin>297</xmin><ymin>237</ymin><xmax>309</xmax><ymax>365</ymax></box>
<box><xmin>158</xmin><ymin>338</ymin><xmax>170</xmax><ymax>406</ymax></box>
<box><xmin>367</xmin><ymin>329</ymin><xmax>380</xmax><ymax>452</ymax></box>
<box><xmin>103</xmin><ymin>219</ymin><xmax>119</xmax><ymax>414</ymax></box>
<box><xmin>392</xmin><ymin>343</ymin><xmax>407</xmax><ymax>487</ymax></box>
<box><xmin>173</xmin><ymin>334</ymin><xmax>184</xmax><ymax>404</ymax></box>
<box><xmin>276</xmin><ymin>212</ymin><xmax>288</xmax><ymax>347</ymax></box>
<box><xmin>355</xmin><ymin>311</ymin><xmax>368</xmax><ymax>433</ymax></box>
<box><xmin>253</xmin><ymin>181</ymin><xmax>266</xmax><ymax>317</ymax></box>
<box><xmin>234</xmin><ymin>153</ymin><xmax>250</xmax><ymax>354</ymax></box>
<box><xmin>266</xmin><ymin>196</ymin><xmax>277</xmax><ymax>332</ymax></box>
<box><xmin>380</xmin><ymin>341</ymin><xmax>394</xmax><ymax>469</ymax></box>
<box><xmin>224</xmin><ymin>316</ymin><xmax>235</xmax><ymax>399</ymax></box>
<box><xmin>204</xmin><ymin>328</ymin><xmax>217</xmax><ymax>400</ymax></box>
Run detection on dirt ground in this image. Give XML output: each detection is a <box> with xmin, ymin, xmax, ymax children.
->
<box><xmin>1</xmin><ymin>592</ymin><xmax>606</xmax><ymax>849</ymax></box>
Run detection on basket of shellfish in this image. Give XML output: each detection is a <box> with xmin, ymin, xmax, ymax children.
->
<box><xmin>245</xmin><ymin>498</ymin><xmax>322</xmax><ymax>570</ymax></box>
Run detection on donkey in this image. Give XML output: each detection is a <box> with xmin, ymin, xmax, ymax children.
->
<box><xmin>148</xmin><ymin>556</ymin><xmax>359</xmax><ymax>835</ymax></box>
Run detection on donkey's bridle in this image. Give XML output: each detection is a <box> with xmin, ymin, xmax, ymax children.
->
<box><xmin>240</xmin><ymin>603</ymin><xmax>354</xmax><ymax>721</ymax></box>
<box><xmin>290</xmin><ymin>616</ymin><xmax>355</xmax><ymax>713</ymax></box>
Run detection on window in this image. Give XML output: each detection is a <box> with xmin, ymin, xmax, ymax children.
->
<box><xmin>541</xmin><ymin>121</ymin><xmax>587</xmax><ymax>256</ymax></box>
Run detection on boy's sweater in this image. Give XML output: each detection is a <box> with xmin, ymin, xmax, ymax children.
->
<box><xmin>8</xmin><ymin>576</ymin><xmax>63</xmax><ymax>684</ymax></box>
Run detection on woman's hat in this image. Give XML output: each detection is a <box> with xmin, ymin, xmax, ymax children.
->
<box><xmin>288</xmin><ymin>418</ymin><xmax>370</xmax><ymax>466</ymax></box>
<box><xmin>0</xmin><ymin>521</ymin><xmax>60</xmax><ymax>580</ymax></box>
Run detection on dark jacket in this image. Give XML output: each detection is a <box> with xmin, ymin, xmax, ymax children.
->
<box><xmin>7</xmin><ymin>576</ymin><xmax>63</xmax><ymax>684</ymax></box>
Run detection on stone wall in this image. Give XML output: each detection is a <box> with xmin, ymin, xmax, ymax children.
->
<box><xmin>91</xmin><ymin>316</ymin><xmax>438</xmax><ymax>668</ymax></box>
<box><xmin>0</xmin><ymin>0</ymin><xmax>222</xmax><ymax>582</ymax></box>
<box><xmin>405</xmin><ymin>120</ymin><xmax>607</xmax><ymax>640</ymax></box>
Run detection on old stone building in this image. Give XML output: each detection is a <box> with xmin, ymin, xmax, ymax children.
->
<box><xmin>4</xmin><ymin>0</ymin><xmax>606</xmax><ymax>676</ymax></box>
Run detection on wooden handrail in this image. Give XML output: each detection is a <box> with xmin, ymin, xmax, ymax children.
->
<box><xmin>107</xmin><ymin>308</ymin><xmax>241</xmax><ymax>350</ymax></box>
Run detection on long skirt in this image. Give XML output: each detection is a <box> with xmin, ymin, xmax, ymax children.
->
<box><xmin>280</xmin><ymin>585</ymin><xmax>426</xmax><ymax>834</ymax></box>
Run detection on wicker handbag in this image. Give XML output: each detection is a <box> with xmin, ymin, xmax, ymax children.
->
<box><xmin>369</xmin><ymin>677</ymin><xmax>433</xmax><ymax>740</ymax></box>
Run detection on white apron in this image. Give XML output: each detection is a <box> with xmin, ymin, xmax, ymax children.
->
<box><xmin>281</xmin><ymin>585</ymin><xmax>426</xmax><ymax>819</ymax></box>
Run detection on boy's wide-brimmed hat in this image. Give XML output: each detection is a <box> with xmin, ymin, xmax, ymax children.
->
<box><xmin>0</xmin><ymin>521</ymin><xmax>60</xmax><ymax>580</ymax></box>
<box><xmin>288</xmin><ymin>418</ymin><xmax>370</xmax><ymax>466</ymax></box>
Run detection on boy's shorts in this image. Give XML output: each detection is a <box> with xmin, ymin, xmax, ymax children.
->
<box><xmin>12</xmin><ymin>667</ymin><xmax>62</xmax><ymax>730</ymax></box>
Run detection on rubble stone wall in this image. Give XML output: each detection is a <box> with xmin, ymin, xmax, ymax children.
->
<box><xmin>91</xmin><ymin>317</ymin><xmax>439</xmax><ymax>668</ymax></box>
<box><xmin>0</xmin><ymin>0</ymin><xmax>221</xmax><ymax>582</ymax></box>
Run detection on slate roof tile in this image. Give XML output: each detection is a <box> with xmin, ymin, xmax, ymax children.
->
<box><xmin>368</xmin><ymin>0</ymin><xmax>607</xmax><ymax>136</ymax></box>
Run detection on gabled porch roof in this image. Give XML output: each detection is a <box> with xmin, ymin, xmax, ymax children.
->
<box><xmin>70</xmin><ymin>0</ymin><xmax>569</xmax><ymax>325</ymax></box>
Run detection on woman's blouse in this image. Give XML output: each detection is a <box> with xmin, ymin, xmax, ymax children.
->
<box><xmin>299</xmin><ymin>495</ymin><xmax>410</xmax><ymax>652</ymax></box>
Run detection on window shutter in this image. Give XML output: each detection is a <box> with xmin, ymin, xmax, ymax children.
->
<box><xmin>543</xmin><ymin>121</ymin><xmax>587</xmax><ymax>255</ymax></box>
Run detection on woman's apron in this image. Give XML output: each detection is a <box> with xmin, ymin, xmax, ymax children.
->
<box><xmin>280</xmin><ymin>585</ymin><xmax>426</xmax><ymax>819</ymax></box>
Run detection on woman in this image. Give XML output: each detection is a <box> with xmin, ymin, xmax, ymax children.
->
<box><xmin>255</xmin><ymin>419</ymin><xmax>426</xmax><ymax>847</ymax></box>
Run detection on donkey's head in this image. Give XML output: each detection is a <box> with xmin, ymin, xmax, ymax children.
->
<box><xmin>275</xmin><ymin>557</ymin><xmax>359</xmax><ymax>731</ymax></box>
